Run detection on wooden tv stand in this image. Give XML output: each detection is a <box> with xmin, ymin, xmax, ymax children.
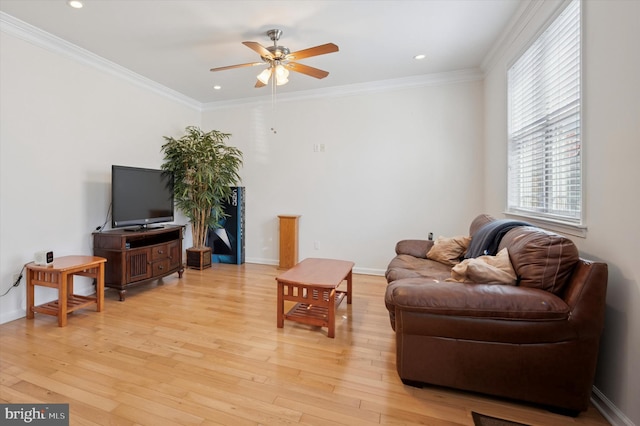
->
<box><xmin>93</xmin><ymin>225</ymin><xmax>184</xmax><ymax>301</ymax></box>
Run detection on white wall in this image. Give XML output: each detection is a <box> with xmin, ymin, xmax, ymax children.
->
<box><xmin>483</xmin><ymin>1</ymin><xmax>640</xmax><ymax>424</ymax></box>
<box><xmin>0</xmin><ymin>31</ymin><xmax>199</xmax><ymax>323</ymax></box>
<box><xmin>201</xmin><ymin>79</ymin><xmax>485</xmax><ymax>273</ymax></box>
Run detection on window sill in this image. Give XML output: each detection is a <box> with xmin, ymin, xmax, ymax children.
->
<box><xmin>503</xmin><ymin>212</ymin><xmax>587</xmax><ymax>238</ymax></box>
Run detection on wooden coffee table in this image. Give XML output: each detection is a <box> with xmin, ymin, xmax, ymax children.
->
<box><xmin>276</xmin><ymin>258</ymin><xmax>354</xmax><ymax>338</ymax></box>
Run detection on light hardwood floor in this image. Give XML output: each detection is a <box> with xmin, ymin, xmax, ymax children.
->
<box><xmin>1</xmin><ymin>263</ymin><xmax>610</xmax><ymax>425</ymax></box>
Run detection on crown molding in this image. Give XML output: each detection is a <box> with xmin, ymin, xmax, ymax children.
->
<box><xmin>0</xmin><ymin>11</ymin><xmax>202</xmax><ymax>111</ymax></box>
<box><xmin>481</xmin><ymin>0</ymin><xmax>545</xmax><ymax>73</ymax></box>
<box><xmin>480</xmin><ymin>0</ymin><xmax>575</xmax><ymax>74</ymax></box>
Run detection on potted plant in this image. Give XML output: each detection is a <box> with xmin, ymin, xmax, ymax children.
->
<box><xmin>161</xmin><ymin>126</ymin><xmax>243</xmax><ymax>269</ymax></box>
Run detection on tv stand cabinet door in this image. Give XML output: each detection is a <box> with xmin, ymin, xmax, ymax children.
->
<box><xmin>167</xmin><ymin>240</ymin><xmax>181</xmax><ymax>271</ymax></box>
<box><xmin>126</xmin><ymin>247</ymin><xmax>152</xmax><ymax>282</ymax></box>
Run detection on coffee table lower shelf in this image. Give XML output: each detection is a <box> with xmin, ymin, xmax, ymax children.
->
<box><xmin>284</xmin><ymin>291</ymin><xmax>347</xmax><ymax>327</ymax></box>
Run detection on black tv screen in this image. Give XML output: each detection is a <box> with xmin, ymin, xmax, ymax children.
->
<box><xmin>111</xmin><ymin>165</ymin><xmax>174</xmax><ymax>229</ymax></box>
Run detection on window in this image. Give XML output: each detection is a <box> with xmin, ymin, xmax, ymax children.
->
<box><xmin>507</xmin><ymin>0</ymin><xmax>582</xmax><ymax>224</ymax></box>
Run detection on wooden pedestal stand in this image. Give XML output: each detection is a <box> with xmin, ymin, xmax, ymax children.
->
<box><xmin>278</xmin><ymin>215</ymin><xmax>300</xmax><ymax>269</ymax></box>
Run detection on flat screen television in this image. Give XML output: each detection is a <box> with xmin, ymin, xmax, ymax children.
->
<box><xmin>111</xmin><ymin>165</ymin><xmax>174</xmax><ymax>229</ymax></box>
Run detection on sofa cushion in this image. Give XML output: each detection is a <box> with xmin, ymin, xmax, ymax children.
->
<box><xmin>426</xmin><ymin>235</ymin><xmax>471</xmax><ymax>266</ymax></box>
<box><xmin>499</xmin><ymin>226</ymin><xmax>579</xmax><ymax>294</ymax></box>
<box><xmin>449</xmin><ymin>248</ymin><xmax>517</xmax><ymax>285</ymax></box>
<box><xmin>386</xmin><ymin>278</ymin><xmax>570</xmax><ymax>321</ymax></box>
<box><xmin>386</xmin><ymin>254</ymin><xmax>452</xmax><ymax>283</ymax></box>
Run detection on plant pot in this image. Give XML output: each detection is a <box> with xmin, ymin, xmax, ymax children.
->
<box><xmin>186</xmin><ymin>247</ymin><xmax>212</xmax><ymax>270</ymax></box>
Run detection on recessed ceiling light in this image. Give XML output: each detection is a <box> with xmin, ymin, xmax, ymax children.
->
<box><xmin>68</xmin><ymin>0</ymin><xmax>83</xmax><ymax>9</ymax></box>
<box><xmin>213</xmin><ymin>85</ymin><xmax>222</xmax><ymax>90</ymax></box>
<box><xmin>414</xmin><ymin>54</ymin><xmax>426</xmax><ymax>60</ymax></box>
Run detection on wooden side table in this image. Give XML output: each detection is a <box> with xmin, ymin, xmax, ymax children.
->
<box><xmin>26</xmin><ymin>255</ymin><xmax>106</xmax><ymax>327</ymax></box>
<box><xmin>278</xmin><ymin>215</ymin><xmax>300</xmax><ymax>269</ymax></box>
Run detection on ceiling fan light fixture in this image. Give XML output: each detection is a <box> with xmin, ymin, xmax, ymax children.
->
<box><xmin>275</xmin><ymin>64</ymin><xmax>289</xmax><ymax>85</ymax></box>
<box><xmin>257</xmin><ymin>68</ymin><xmax>272</xmax><ymax>85</ymax></box>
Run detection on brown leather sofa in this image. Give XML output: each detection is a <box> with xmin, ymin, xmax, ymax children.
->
<box><xmin>384</xmin><ymin>214</ymin><xmax>608</xmax><ymax>415</ymax></box>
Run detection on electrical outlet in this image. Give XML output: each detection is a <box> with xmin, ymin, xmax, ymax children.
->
<box><xmin>314</xmin><ymin>241</ymin><xmax>320</xmax><ymax>250</ymax></box>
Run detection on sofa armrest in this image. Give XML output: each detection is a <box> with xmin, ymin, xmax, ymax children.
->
<box><xmin>395</xmin><ymin>240</ymin><xmax>433</xmax><ymax>258</ymax></box>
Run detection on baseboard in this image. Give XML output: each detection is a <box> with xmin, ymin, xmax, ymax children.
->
<box><xmin>592</xmin><ymin>386</ymin><xmax>635</xmax><ymax>426</ymax></box>
<box><xmin>353</xmin><ymin>266</ymin><xmax>385</xmax><ymax>276</ymax></box>
<box><xmin>245</xmin><ymin>258</ymin><xmax>278</xmax><ymax>266</ymax></box>
<box><xmin>0</xmin><ymin>308</ymin><xmax>26</xmax><ymax>325</ymax></box>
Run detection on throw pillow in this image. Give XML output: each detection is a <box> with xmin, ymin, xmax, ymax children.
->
<box><xmin>448</xmin><ymin>248</ymin><xmax>517</xmax><ymax>285</ymax></box>
<box><xmin>426</xmin><ymin>235</ymin><xmax>471</xmax><ymax>266</ymax></box>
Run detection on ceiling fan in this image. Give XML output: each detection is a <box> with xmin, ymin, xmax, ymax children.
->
<box><xmin>210</xmin><ymin>29</ymin><xmax>339</xmax><ymax>88</ymax></box>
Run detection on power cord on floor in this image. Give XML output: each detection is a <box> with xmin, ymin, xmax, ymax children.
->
<box><xmin>0</xmin><ymin>263</ymin><xmax>30</xmax><ymax>297</ymax></box>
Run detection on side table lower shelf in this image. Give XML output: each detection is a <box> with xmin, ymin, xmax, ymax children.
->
<box><xmin>32</xmin><ymin>295</ymin><xmax>100</xmax><ymax>317</ymax></box>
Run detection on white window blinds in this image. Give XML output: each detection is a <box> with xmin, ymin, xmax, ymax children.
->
<box><xmin>507</xmin><ymin>0</ymin><xmax>581</xmax><ymax>223</ymax></box>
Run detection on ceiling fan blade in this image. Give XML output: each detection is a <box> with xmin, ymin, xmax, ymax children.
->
<box><xmin>284</xmin><ymin>62</ymin><xmax>330</xmax><ymax>79</ymax></box>
<box><xmin>210</xmin><ymin>62</ymin><xmax>264</xmax><ymax>72</ymax></box>
<box><xmin>255</xmin><ymin>79</ymin><xmax>267</xmax><ymax>88</ymax></box>
<box><xmin>242</xmin><ymin>41</ymin><xmax>273</xmax><ymax>59</ymax></box>
<box><xmin>286</xmin><ymin>43</ymin><xmax>339</xmax><ymax>61</ymax></box>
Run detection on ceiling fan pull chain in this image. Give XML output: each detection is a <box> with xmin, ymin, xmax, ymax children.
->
<box><xmin>272</xmin><ymin>70</ymin><xmax>276</xmax><ymax>109</ymax></box>
<box><xmin>270</xmin><ymin>73</ymin><xmax>278</xmax><ymax>134</ymax></box>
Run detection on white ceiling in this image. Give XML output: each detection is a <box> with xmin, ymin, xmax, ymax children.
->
<box><xmin>0</xmin><ymin>0</ymin><xmax>523</xmax><ymax>104</ymax></box>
